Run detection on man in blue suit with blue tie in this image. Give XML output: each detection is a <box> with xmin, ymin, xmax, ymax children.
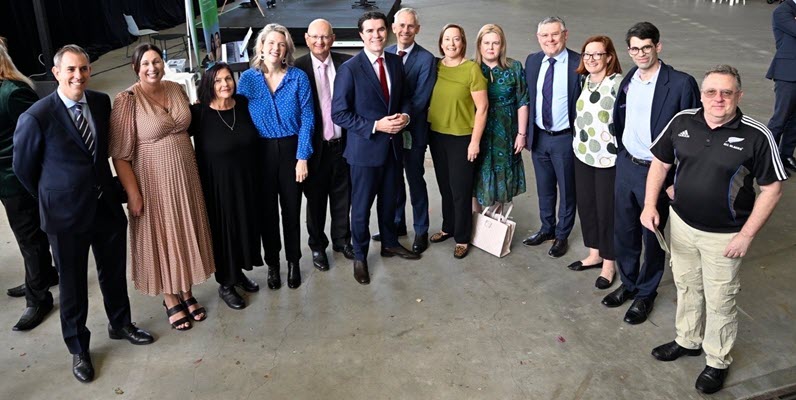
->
<box><xmin>766</xmin><ymin>0</ymin><xmax>796</xmax><ymax>173</ymax></box>
<box><xmin>522</xmin><ymin>16</ymin><xmax>581</xmax><ymax>259</ymax></box>
<box><xmin>332</xmin><ymin>12</ymin><xmax>420</xmax><ymax>285</ymax></box>
<box><xmin>13</xmin><ymin>45</ymin><xmax>153</xmax><ymax>383</ymax></box>
<box><xmin>601</xmin><ymin>22</ymin><xmax>699</xmax><ymax>325</ymax></box>
<box><xmin>372</xmin><ymin>7</ymin><xmax>437</xmax><ymax>254</ymax></box>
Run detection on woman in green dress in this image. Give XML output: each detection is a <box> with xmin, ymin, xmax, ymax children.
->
<box><xmin>473</xmin><ymin>24</ymin><xmax>529</xmax><ymax>210</ymax></box>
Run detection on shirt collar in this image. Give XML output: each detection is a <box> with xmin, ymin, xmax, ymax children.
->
<box><xmin>363</xmin><ymin>49</ymin><xmax>384</xmax><ymax>65</ymax></box>
<box><xmin>56</xmin><ymin>88</ymin><xmax>87</xmax><ymax>109</ymax></box>
<box><xmin>397</xmin><ymin>42</ymin><xmax>415</xmax><ymax>56</ymax></box>
<box><xmin>631</xmin><ymin>61</ymin><xmax>662</xmax><ymax>85</ymax></box>
<box><xmin>692</xmin><ymin>107</ymin><xmax>744</xmax><ymax>130</ymax></box>
<box><xmin>310</xmin><ymin>53</ymin><xmax>332</xmax><ymax>70</ymax></box>
<box><xmin>542</xmin><ymin>49</ymin><xmax>567</xmax><ymax>65</ymax></box>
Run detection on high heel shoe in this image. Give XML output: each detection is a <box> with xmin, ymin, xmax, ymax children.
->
<box><xmin>267</xmin><ymin>263</ymin><xmax>281</xmax><ymax>290</ymax></box>
<box><xmin>162</xmin><ymin>301</ymin><xmax>192</xmax><ymax>331</ymax></box>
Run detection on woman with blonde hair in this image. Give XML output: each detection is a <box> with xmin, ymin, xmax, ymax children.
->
<box><xmin>473</xmin><ymin>24</ymin><xmax>529</xmax><ymax>212</ymax></box>
<box><xmin>238</xmin><ymin>24</ymin><xmax>314</xmax><ymax>290</ymax></box>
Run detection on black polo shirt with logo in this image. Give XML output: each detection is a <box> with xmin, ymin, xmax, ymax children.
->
<box><xmin>650</xmin><ymin>108</ymin><xmax>788</xmax><ymax>233</ymax></box>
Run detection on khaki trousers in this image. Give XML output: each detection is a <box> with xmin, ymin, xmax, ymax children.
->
<box><xmin>670</xmin><ymin>208</ymin><xmax>742</xmax><ymax>369</ymax></box>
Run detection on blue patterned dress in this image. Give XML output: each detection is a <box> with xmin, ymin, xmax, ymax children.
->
<box><xmin>474</xmin><ymin>59</ymin><xmax>529</xmax><ymax>206</ymax></box>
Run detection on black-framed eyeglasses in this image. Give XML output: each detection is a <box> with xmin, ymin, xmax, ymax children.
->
<box><xmin>583</xmin><ymin>52</ymin><xmax>607</xmax><ymax>61</ymax></box>
<box><xmin>702</xmin><ymin>89</ymin><xmax>738</xmax><ymax>99</ymax></box>
<box><xmin>628</xmin><ymin>45</ymin><xmax>654</xmax><ymax>56</ymax></box>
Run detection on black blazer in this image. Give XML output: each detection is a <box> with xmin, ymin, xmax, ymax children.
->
<box><xmin>13</xmin><ymin>90</ymin><xmax>127</xmax><ymax>234</ymax></box>
<box><xmin>524</xmin><ymin>48</ymin><xmax>581</xmax><ymax>150</ymax></box>
<box><xmin>294</xmin><ymin>51</ymin><xmax>352</xmax><ymax>173</ymax></box>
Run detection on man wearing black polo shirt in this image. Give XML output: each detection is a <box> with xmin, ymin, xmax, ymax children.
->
<box><xmin>641</xmin><ymin>65</ymin><xmax>786</xmax><ymax>395</ymax></box>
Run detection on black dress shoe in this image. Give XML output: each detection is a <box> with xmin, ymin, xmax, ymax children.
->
<box><xmin>624</xmin><ymin>297</ymin><xmax>654</xmax><ymax>325</ymax></box>
<box><xmin>651</xmin><ymin>341</ymin><xmax>702</xmax><ymax>361</ymax></box>
<box><xmin>601</xmin><ymin>284</ymin><xmax>637</xmax><ymax>308</ymax></box>
<box><xmin>695</xmin><ymin>366</ymin><xmax>729</xmax><ymax>394</ymax></box>
<box><xmin>522</xmin><ymin>231</ymin><xmax>554</xmax><ymax>246</ymax></box>
<box><xmin>287</xmin><ymin>261</ymin><xmax>301</xmax><ymax>289</ymax></box>
<box><xmin>7</xmin><ymin>283</ymin><xmax>25</xmax><ymax>298</ymax></box>
<box><xmin>381</xmin><ymin>245</ymin><xmax>421</xmax><ymax>260</ymax></box>
<box><xmin>594</xmin><ymin>275</ymin><xmax>614</xmax><ymax>290</ymax></box>
<box><xmin>353</xmin><ymin>260</ymin><xmax>370</xmax><ymax>285</ymax></box>
<box><xmin>267</xmin><ymin>264</ymin><xmax>281</xmax><ymax>290</ymax></box>
<box><xmin>12</xmin><ymin>302</ymin><xmax>53</xmax><ymax>331</ymax></box>
<box><xmin>218</xmin><ymin>285</ymin><xmax>246</xmax><ymax>310</ymax></box>
<box><xmin>567</xmin><ymin>260</ymin><xmax>602</xmax><ymax>271</ymax></box>
<box><xmin>72</xmin><ymin>352</ymin><xmax>94</xmax><ymax>383</ymax></box>
<box><xmin>782</xmin><ymin>155</ymin><xmax>796</xmax><ymax>173</ymax></box>
<box><xmin>108</xmin><ymin>323</ymin><xmax>155</xmax><ymax>345</ymax></box>
<box><xmin>312</xmin><ymin>251</ymin><xmax>330</xmax><ymax>271</ymax></box>
<box><xmin>236</xmin><ymin>272</ymin><xmax>259</xmax><ymax>293</ymax></box>
<box><xmin>412</xmin><ymin>233</ymin><xmax>429</xmax><ymax>254</ymax></box>
<box><xmin>333</xmin><ymin>244</ymin><xmax>355</xmax><ymax>260</ymax></box>
<box><xmin>548</xmin><ymin>238</ymin><xmax>568</xmax><ymax>258</ymax></box>
<box><xmin>371</xmin><ymin>232</ymin><xmax>382</xmax><ymax>241</ymax></box>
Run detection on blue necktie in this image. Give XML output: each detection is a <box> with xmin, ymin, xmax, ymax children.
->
<box><xmin>542</xmin><ymin>58</ymin><xmax>556</xmax><ymax>131</ymax></box>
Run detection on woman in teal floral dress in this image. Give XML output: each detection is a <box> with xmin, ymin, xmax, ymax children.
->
<box><xmin>473</xmin><ymin>24</ymin><xmax>529</xmax><ymax>209</ymax></box>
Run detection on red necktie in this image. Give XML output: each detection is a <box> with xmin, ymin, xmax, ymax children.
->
<box><xmin>377</xmin><ymin>57</ymin><xmax>389</xmax><ymax>103</ymax></box>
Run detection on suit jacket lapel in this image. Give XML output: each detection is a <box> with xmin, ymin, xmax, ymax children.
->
<box><xmin>650</xmin><ymin>64</ymin><xmax>670</xmax><ymax>138</ymax></box>
<box><xmin>51</xmin><ymin>92</ymin><xmax>92</xmax><ymax>158</ymax></box>
<box><xmin>387</xmin><ymin>56</ymin><xmax>402</xmax><ymax>111</ymax></box>
<box><xmin>357</xmin><ymin>51</ymin><xmax>387</xmax><ymax>107</ymax></box>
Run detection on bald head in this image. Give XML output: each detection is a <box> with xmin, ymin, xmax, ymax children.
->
<box><xmin>306</xmin><ymin>19</ymin><xmax>335</xmax><ymax>61</ymax></box>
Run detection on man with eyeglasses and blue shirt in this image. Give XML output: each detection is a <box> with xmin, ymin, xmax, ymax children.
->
<box><xmin>602</xmin><ymin>22</ymin><xmax>699</xmax><ymax>325</ymax></box>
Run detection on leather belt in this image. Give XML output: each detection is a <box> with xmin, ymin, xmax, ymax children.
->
<box><xmin>536</xmin><ymin>127</ymin><xmax>571</xmax><ymax>136</ymax></box>
<box><xmin>324</xmin><ymin>138</ymin><xmax>343</xmax><ymax>145</ymax></box>
<box><xmin>625</xmin><ymin>151</ymin><xmax>651</xmax><ymax>167</ymax></box>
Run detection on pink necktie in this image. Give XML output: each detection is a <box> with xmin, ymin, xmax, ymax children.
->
<box><xmin>318</xmin><ymin>63</ymin><xmax>335</xmax><ymax>141</ymax></box>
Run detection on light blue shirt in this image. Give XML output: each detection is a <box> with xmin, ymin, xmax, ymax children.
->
<box><xmin>622</xmin><ymin>63</ymin><xmax>661</xmax><ymax>160</ymax></box>
<box><xmin>535</xmin><ymin>50</ymin><xmax>569</xmax><ymax>132</ymax></box>
<box><xmin>56</xmin><ymin>88</ymin><xmax>96</xmax><ymax>137</ymax></box>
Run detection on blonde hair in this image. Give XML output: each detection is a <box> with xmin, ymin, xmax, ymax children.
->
<box><xmin>0</xmin><ymin>41</ymin><xmax>34</xmax><ymax>88</ymax></box>
<box><xmin>251</xmin><ymin>24</ymin><xmax>296</xmax><ymax>73</ymax></box>
<box><xmin>475</xmin><ymin>24</ymin><xmax>509</xmax><ymax>69</ymax></box>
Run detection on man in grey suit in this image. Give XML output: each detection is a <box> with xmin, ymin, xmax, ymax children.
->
<box><xmin>296</xmin><ymin>19</ymin><xmax>354</xmax><ymax>271</ymax></box>
<box><xmin>372</xmin><ymin>7</ymin><xmax>437</xmax><ymax>254</ymax></box>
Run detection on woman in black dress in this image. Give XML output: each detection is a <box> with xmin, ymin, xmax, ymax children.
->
<box><xmin>189</xmin><ymin>63</ymin><xmax>263</xmax><ymax>309</ymax></box>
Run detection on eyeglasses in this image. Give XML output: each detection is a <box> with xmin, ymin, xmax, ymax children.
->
<box><xmin>308</xmin><ymin>34</ymin><xmax>332</xmax><ymax>42</ymax></box>
<box><xmin>628</xmin><ymin>45</ymin><xmax>654</xmax><ymax>56</ymax></box>
<box><xmin>582</xmin><ymin>52</ymin><xmax>607</xmax><ymax>60</ymax></box>
<box><xmin>702</xmin><ymin>89</ymin><xmax>738</xmax><ymax>99</ymax></box>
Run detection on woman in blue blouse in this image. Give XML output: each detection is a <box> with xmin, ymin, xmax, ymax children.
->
<box><xmin>238</xmin><ymin>24</ymin><xmax>314</xmax><ymax>290</ymax></box>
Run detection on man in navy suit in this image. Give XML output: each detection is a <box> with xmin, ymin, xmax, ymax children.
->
<box><xmin>296</xmin><ymin>19</ymin><xmax>355</xmax><ymax>271</ymax></box>
<box><xmin>522</xmin><ymin>16</ymin><xmax>581</xmax><ymax>259</ymax></box>
<box><xmin>13</xmin><ymin>45</ymin><xmax>153</xmax><ymax>383</ymax></box>
<box><xmin>371</xmin><ymin>7</ymin><xmax>437</xmax><ymax>254</ymax></box>
<box><xmin>767</xmin><ymin>0</ymin><xmax>796</xmax><ymax>173</ymax></box>
<box><xmin>332</xmin><ymin>11</ymin><xmax>420</xmax><ymax>285</ymax></box>
<box><xmin>602</xmin><ymin>22</ymin><xmax>699</xmax><ymax>325</ymax></box>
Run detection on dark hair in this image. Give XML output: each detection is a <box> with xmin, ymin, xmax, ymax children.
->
<box><xmin>131</xmin><ymin>43</ymin><xmax>163</xmax><ymax>74</ymax></box>
<box><xmin>625</xmin><ymin>22</ymin><xmax>660</xmax><ymax>46</ymax></box>
<box><xmin>357</xmin><ymin>11</ymin><xmax>388</xmax><ymax>33</ymax></box>
<box><xmin>197</xmin><ymin>62</ymin><xmax>235</xmax><ymax>105</ymax></box>
<box><xmin>575</xmin><ymin>35</ymin><xmax>622</xmax><ymax>76</ymax></box>
<box><xmin>437</xmin><ymin>23</ymin><xmax>467</xmax><ymax>58</ymax></box>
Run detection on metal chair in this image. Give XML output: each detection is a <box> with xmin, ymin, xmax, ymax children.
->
<box><xmin>124</xmin><ymin>14</ymin><xmax>159</xmax><ymax>57</ymax></box>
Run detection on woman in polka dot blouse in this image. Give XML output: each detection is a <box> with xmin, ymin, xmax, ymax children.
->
<box><xmin>567</xmin><ymin>35</ymin><xmax>623</xmax><ymax>290</ymax></box>
<box><xmin>238</xmin><ymin>24</ymin><xmax>314</xmax><ymax>291</ymax></box>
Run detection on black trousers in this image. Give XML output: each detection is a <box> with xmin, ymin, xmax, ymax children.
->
<box><xmin>259</xmin><ymin>136</ymin><xmax>302</xmax><ymax>264</ymax></box>
<box><xmin>1</xmin><ymin>192</ymin><xmax>56</xmax><ymax>307</ymax></box>
<box><xmin>304</xmin><ymin>138</ymin><xmax>351</xmax><ymax>252</ymax></box>
<box><xmin>768</xmin><ymin>79</ymin><xmax>796</xmax><ymax>157</ymax></box>
<box><xmin>574</xmin><ymin>159</ymin><xmax>615</xmax><ymax>260</ymax></box>
<box><xmin>48</xmin><ymin>200</ymin><xmax>131</xmax><ymax>354</ymax></box>
<box><xmin>430</xmin><ymin>132</ymin><xmax>475</xmax><ymax>244</ymax></box>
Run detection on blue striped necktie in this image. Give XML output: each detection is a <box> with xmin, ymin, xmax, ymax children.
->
<box><xmin>542</xmin><ymin>58</ymin><xmax>556</xmax><ymax>130</ymax></box>
<box><xmin>72</xmin><ymin>103</ymin><xmax>95</xmax><ymax>157</ymax></box>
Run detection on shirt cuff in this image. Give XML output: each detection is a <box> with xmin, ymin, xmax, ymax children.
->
<box><xmin>372</xmin><ymin>121</ymin><xmax>378</xmax><ymax>134</ymax></box>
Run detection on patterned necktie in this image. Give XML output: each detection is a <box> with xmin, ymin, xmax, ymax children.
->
<box><xmin>542</xmin><ymin>58</ymin><xmax>556</xmax><ymax>131</ymax></box>
<box><xmin>72</xmin><ymin>103</ymin><xmax>95</xmax><ymax>157</ymax></box>
<box><xmin>318</xmin><ymin>63</ymin><xmax>335</xmax><ymax>141</ymax></box>
<box><xmin>376</xmin><ymin>57</ymin><xmax>390</xmax><ymax>103</ymax></box>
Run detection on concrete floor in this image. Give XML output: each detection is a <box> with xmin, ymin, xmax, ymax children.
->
<box><xmin>1</xmin><ymin>0</ymin><xmax>795</xmax><ymax>399</ymax></box>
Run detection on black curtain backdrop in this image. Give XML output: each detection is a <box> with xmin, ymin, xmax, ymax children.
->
<box><xmin>0</xmin><ymin>0</ymin><xmax>222</xmax><ymax>76</ymax></box>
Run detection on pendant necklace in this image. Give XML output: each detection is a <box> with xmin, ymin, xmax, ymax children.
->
<box><xmin>216</xmin><ymin>106</ymin><xmax>236</xmax><ymax>131</ymax></box>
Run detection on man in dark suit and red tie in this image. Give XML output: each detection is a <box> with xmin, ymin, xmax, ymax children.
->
<box><xmin>296</xmin><ymin>19</ymin><xmax>355</xmax><ymax>271</ymax></box>
<box><xmin>332</xmin><ymin>11</ymin><xmax>420</xmax><ymax>285</ymax></box>
<box><xmin>13</xmin><ymin>45</ymin><xmax>154</xmax><ymax>383</ymax></box>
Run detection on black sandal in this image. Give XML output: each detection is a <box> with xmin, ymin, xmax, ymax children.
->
<box><xmin>162</xmin><ymin>301</ymin><xmax>192</xmax><ymax>331</ymax></box>
<box><xmin>181</xmin><ymin>296</ymin><xmax>207</xmax><ymax>322</ymax></box>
